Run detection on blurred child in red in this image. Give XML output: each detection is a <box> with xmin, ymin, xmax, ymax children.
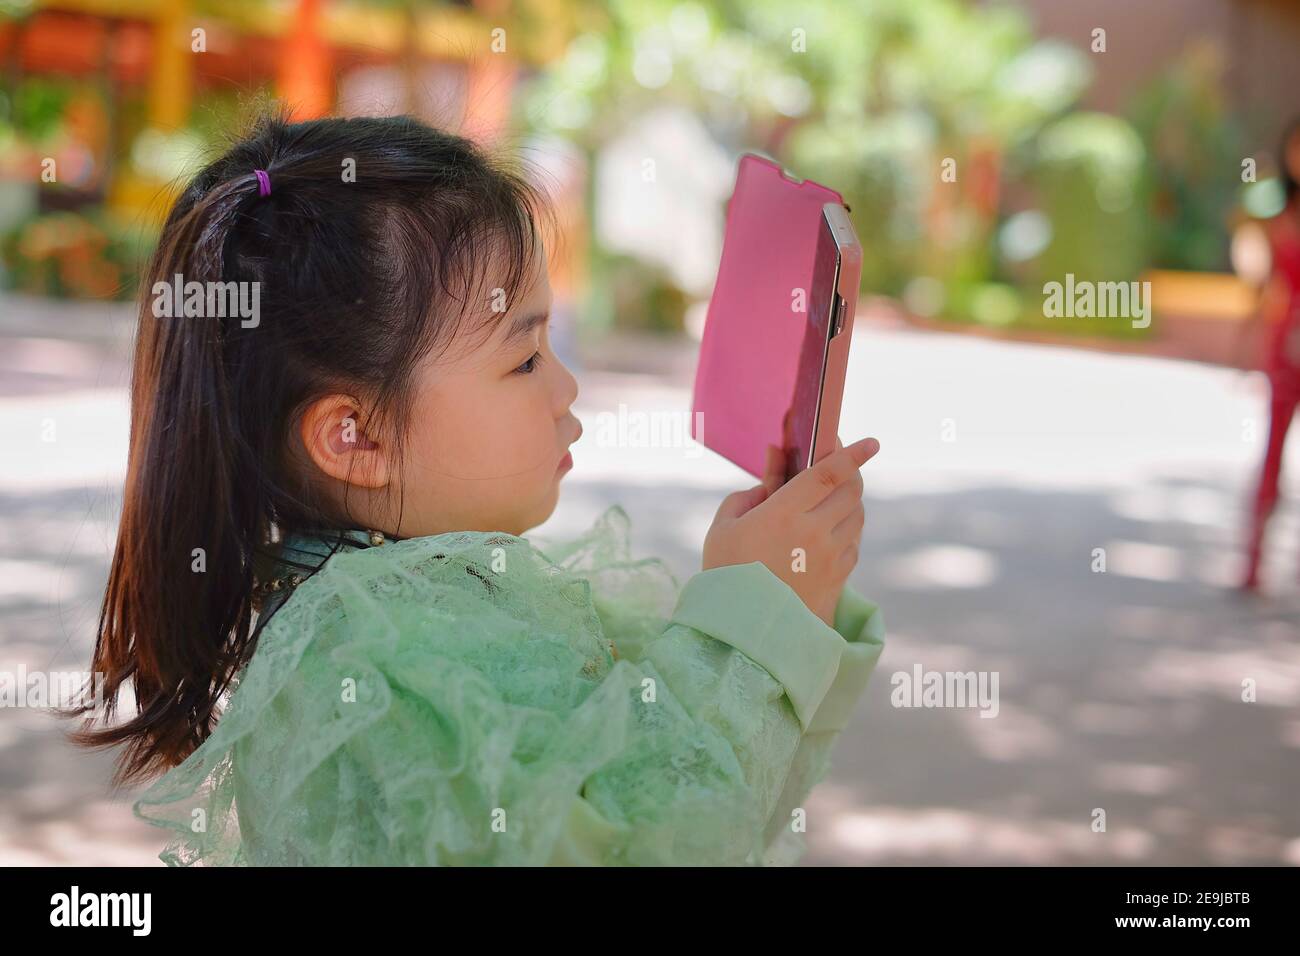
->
<box><xmin>1242</xmin><ymin>118</ymin><xmax>1300</xmax><ymax>591</ymax></box>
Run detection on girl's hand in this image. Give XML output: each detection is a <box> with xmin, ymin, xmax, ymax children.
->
<box><xmin>702</xmin><ymin>435</ymin><xmax>880</xmax><ymax>627</ymax></box>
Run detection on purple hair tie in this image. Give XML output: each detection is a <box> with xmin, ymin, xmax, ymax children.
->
<box><xmin>254</xmin><ymin>169</ymin><xmax>272</xmax><ymax>197</ymax></box>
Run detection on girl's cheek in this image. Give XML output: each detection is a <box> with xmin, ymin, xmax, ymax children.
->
<box><xmin>498</xmin><ymin>392</ymin><xmax>556</xmax><ymax>472</ymax></box>
<box><xmin>420</xmin><ymin>383</ymin><xmax>551</xmax><ymax>477</ymax></box>
<box><xmin>453</xmin><ymin>396</ymin><xmax>547</xmax><ymax>476</ymax></box>
<box><xmin>513</xmin><ymin>396</ymin><xmax>557</xmax><ymax>462</ymax></box>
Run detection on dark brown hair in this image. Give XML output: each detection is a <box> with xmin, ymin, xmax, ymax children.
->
<box><xmin>64</xmin><ymin>110</ymin><xmax>555</xmax><ymax>786</ymax></box>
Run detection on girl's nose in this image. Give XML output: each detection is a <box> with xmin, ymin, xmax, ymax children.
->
<box><xmin>556</xmin><ymin>356</ymin><xmax>579</xmax><ymax>407</ymax></box>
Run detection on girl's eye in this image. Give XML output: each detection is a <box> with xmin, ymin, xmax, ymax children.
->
<box><xmin>513</xmin><ymin>350</ymin><xmax>543</xmax><ymax>375</ymax></box>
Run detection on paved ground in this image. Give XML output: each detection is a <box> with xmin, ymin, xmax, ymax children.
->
<box><xmin>1</xmin><ymin>291</ymin><xmax>1298</xmax><ymax>865</ymax></box>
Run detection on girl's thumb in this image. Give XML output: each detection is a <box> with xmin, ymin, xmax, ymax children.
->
<box><xmin>716</xmin><ymin>483</ymin><xmax>770</xmax><ymax>521</ymax></box>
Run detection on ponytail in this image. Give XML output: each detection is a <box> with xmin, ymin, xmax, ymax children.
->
<box><xmin>65</xmin><ymin>174</ymin><xmax>273</xmax><ymax>784</ymax></box>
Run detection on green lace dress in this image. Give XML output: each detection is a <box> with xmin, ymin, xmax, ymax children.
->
<box><xmin>132</xmin><ymin>504</ymin><xmax>885</xmax><ymax>866</ymax></box>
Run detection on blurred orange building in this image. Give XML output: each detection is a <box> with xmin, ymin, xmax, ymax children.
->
<box><xmin>1</xmin><ymin>0</ymin><xmax>588</xmax><ymax>304</ymax></box>
<box><xmin>0</xmin><ymin>0</ymin><xmax>576</xmax><ymax>216</ymax></box>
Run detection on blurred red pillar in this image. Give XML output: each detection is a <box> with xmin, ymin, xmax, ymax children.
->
<box><xmin>277</xmin><ymin>0</ymin><xmax>333</xmax><ymax>120</ymax></box>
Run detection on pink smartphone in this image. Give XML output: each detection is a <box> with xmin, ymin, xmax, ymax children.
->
<box><xmin>782</xmin><ymin>202</ymin><xmax>862</xmax><ymax>482</ymax></box>
<box><xmin>690</xmin><ymin>154</ymin><xmax>861</xmax><ymax>485</ymax></box>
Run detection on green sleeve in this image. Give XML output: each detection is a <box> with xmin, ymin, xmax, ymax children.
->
<box><xmin>810</xmin><ymin>584</ymin><xmax>886</xmax><ymax>734</ymax></box>
<box><xmin>656</xmin><ymin>562</ymin><xmax>856</xmax><ymax>733</ymax></box>
<box><xmin>555</xmin><ymin>565</ymin><xmax>885</xmax><ymax>866</ymax></box>
<box><xmin>757</xmin><ymin>585</ymin><xmax>886</xmax><ymax>863</ymax></box>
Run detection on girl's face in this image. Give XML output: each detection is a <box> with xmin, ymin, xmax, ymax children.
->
<box><xmin>300</xmin><ymin>239</ymin><xmax>582</xmax><ymax>539</ymax></box>
<box><xmin>392</xmin><ymin>241</ymin><xmax>582</xmax><ymax>537</ymax></box>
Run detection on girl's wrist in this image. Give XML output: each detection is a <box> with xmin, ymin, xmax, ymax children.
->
<box><xmin>813</xmin><ymin>591</ymin><xmax>839</xmax><ymax>629</ymax></box>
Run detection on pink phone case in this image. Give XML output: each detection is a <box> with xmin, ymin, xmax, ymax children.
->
<box><xmin>690</xmin><ymin>154</ymin><xmax>850</xmax><ymax>480</ymax></box>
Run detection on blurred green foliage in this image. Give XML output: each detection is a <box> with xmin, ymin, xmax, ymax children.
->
<box><xmin>1</xmin><ymin>0</ymin><xmax>1258</xmax><ymax>324</ymax></box>
<box><xmin>1127</xmin><ymin>43</ymin><xmax>1242</xmax><ymax>273</ymax></box>
<box><xmin>522</xmin><ymin>0</ymin><xmax>1102</xmax><ymax>331</ymax></box>
<box><xmin>1030</xmin><ymin>112</ymin><xmax>1147</xmax><ymax>286</ymax></box>
<box><xmin>521</xmin><ymin>0</ymin><xmax>1254</xmax><ymax>339</ymax></box>
<box><xmin>1</xmin><ymin>210</ymin><xmax>150</xmax><ymax>300</ymax></box>
<box><xmin>8</xmin><ymin>76</ymin><xmax>73</xmax><ymax>143</ymax></box>
<box><xmin>0</xmin><ymin>0</ymin><xmax>34</xmax><ymax>19</ymax></box>
<box><xmin>784</xmin><ymin>2</ymin><xmax>1092</xmax><ymax>298</ymax></box>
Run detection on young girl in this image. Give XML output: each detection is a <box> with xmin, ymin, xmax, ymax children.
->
<box><xmin>1242</xmin><ymin>117</ymin><xmax>1300</xmax><ymax>592</ymax></box>
<box><xmin>70</xmin><ymin>112</ymin><xmax>885</xmax><ymax>866</ymax></box>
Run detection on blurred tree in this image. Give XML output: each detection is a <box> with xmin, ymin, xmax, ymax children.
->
<box><xmin>520</xmin><ymin>0</ymin><xmax>1091</xmax><ymax>315</ymax></box>
<box><xmin>1030</xmin><ymin>112</ymin><xmax>1148</xmax><ymax>287</ymax></box>
<box><xmin>1127</xmin><ymin>41</ymin><xmax>1243</xmax><ymax>273</ymax></box>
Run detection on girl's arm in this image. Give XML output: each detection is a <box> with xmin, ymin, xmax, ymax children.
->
<box><xmin>556</xmin><ymin>563</ymin><xmax>884</xmax><ymax>865</ymax></box>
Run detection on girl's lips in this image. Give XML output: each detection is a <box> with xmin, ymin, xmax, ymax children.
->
<box><xmin>557</xmin><ymin>450</ymin><xmax>573</xmax><ymax>472</ymax></box>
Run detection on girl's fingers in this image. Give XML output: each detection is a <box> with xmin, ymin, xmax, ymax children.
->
<box><xmin>830</xmin><ymin>502</ymin><xmax>866</xmax><ymax>547</ymax></box>
<box><xmin>838</xmin><ymin>541</ymin><xmax>860</xmax><ymax>573</ymax></box>
<box><xmin>715</xmin><ymin>482</ymin><xmax>770</xmax><ymax>521</ymax></box>
<box><xmin>762</xmin><ymin>444</ymin><xmax>785</xmax><ymax>496</ymax></box>
<box><xmin>775</xmin><ymin>437</ymin><xmax>879</xmax><ymax>512</ymax></box>
<box><xmin>811</xmin><ymin>471</ymin><xmax>865</xmax><ymax>524</ymax></box>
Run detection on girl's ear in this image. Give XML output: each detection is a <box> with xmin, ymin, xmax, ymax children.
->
<box><xmin>299</xmin><ymin>394</ymin><xmax>392</xmax><ymax>490</ymax></box>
